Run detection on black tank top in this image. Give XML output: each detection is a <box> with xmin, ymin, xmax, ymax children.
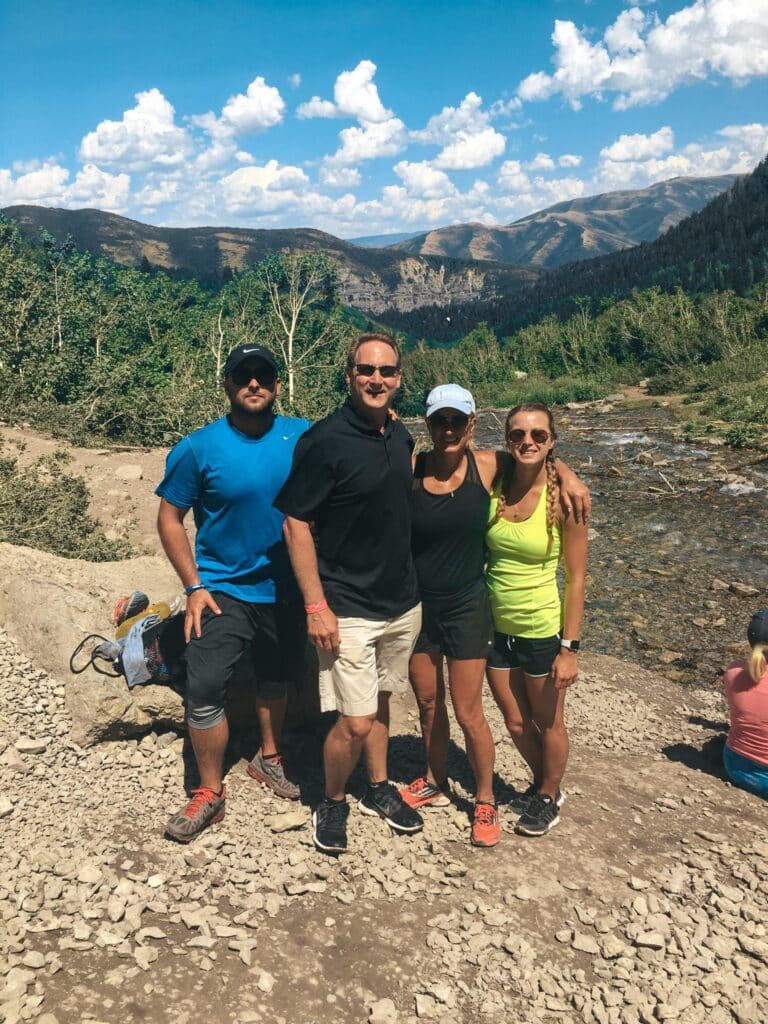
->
<box><xmin>411</xmin><ymin>449</ymin><xmax>490</xmax><ymax>599</ymax></box>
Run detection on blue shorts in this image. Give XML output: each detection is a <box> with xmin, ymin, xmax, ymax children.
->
<box><xmin>723</xmin><ymin>745</ymin><xmax>768</xmax><ymax>799</ymax></box>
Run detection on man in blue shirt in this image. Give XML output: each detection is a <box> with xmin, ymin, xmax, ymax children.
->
<box><xmin>156</xmin><ymin>344</ymin><xmax>311</xmax><ymax>842</ymax></box>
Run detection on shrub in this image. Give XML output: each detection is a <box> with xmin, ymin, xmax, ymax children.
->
<box><xmin>0</xmin><ymin>444</ymin><xmax>133</xmax><ymax>560</ymax></box>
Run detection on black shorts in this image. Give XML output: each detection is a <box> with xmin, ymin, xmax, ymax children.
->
<box><xmin>412</xmin><ymin>581</ymin><xmax>494</xmax><ymax>661</ymax></box>
<box><xmin>185</xmin><ymin>592</ymin><xmax>306</xmax><ymax>709</ymax></box>
<box><xmin>487</xmin><ymin>632</ymin><xmax>561</xmax><ymax>677</ymax></box>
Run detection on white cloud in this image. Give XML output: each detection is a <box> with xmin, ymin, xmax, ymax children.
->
<box><xmin>600</xmin><ymin>126</ymin><xmax>675</xmax><ymax>161</ymax></box>
<box><xmin>393</xmin><ymin>161</ymin><xmax>457</xmax><ymax>199</ymax></box>
<box><xmin>0</xmin><ymin>160</ymin><xmax>130</xmax><ymax>212</ymax></box>
<box><xmin>220</xmin><ymin>76</ymin><xmax>285</xmax><ymax>133</ymax></box>
<box><xmin>434</xmin><ymin>127</ymin><xmax>506</xmax><ymax>170</ymax></box>
<box><xmin>319</xmin><ymin>163</ymin><xmax>362</xmax><ymax>188</ymax></box>
<box><xmin>289</xmin><ymin>73</ymin><xmax>302</xmax><ymax>88</ymax></box>
<box><xmin>296</xmin><ymin>96</ymin><xmax>338</xmax><ymax>119</ymax></box>
<box><xmin>518</xmin><ymin>0</ymin><xmax>768</xmax><ymax>110</ymax></box>
<box><xmin>596</xmin><ymin>120</ymin><xmax>768</xmax><ymax>189</ymax></box>
<box><xmin>79</xmin><ymin>89</ymin><xmax>192</xmax><ymax>171</ymax></box>
<box><xmin>497</xmin><ymin>160</ymin><xmax>530</xmax><ymax>192</ymax></box>
<box><xmin>218</xmin><ymin>160</ymin><xmax>309</xmax><ymax>213</ymax></box>
<box><xmin>295</xmin><ymin>60</ymin><xmax>393</xmax><ymax>124</ymax></box>
<box><xmin>526</xmin><ymin>152</ymin><xmax>555</xmax><ymax>171</ymax></box>
<box><xmin>330</xmin><ymin>117</ymin><xmax>406</xmax><ymax>165</ymax></box>
<box><xmin>334</xmin><ymin>60</ymin><xmax>392</xmax><ymax>123</ymax></box>
<box><xmin>558</xmin><ymin>153</ymin><xmax>583</xmax><ymax>167</ymax></box>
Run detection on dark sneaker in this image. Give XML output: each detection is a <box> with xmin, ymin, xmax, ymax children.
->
<box><xmin>359</xmin><ymin>782</ymin><xmax>424</xmax><ymax>834</ymax></box>
<box><xmin>399</xmin><ymin>776</ymin><xmax>451</xmax><ymax>808</ymax></box>
<box><xmin>515</xmin><ymin>793</ymin><xmax>560</xmax><ymax>837</ymax></box>
<box><xmin>246</xmin><ymin>751</ymin><xmax>300</xmax><ymax>800</ymax></box>
<box><xmin>312</xmin><ymin>797</ymin><xmax>349</xmax><ymax>854</ymax></box>
<box><xmin>471</xmin><ymin>802</ymin><xmax>500</xmax><ymax>847</ymax></box>
<box><xmin>165</xmin><ymin>786</ymin><xmax>226</xmax><ymax>843</ymax></box>
<box><xmin>509</xmin><ymin>784</ymin><xmax>565</xmax><ymax>815</ymax></box>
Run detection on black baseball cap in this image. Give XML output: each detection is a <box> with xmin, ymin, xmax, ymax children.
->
<box><xmin>748</xmin><ymin>609</ymin><xmax>768</xmax><ymax>646</ymax></box>
<box><xmin>223</xmin><ymin>345</ymin><xmax>278</xmax><ymax>378</ymax></box>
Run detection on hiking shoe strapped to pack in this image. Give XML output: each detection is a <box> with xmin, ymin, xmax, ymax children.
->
<box><xmin>399</xmin><ymin>776</ymin><xmax>451</xmax><ymax>809</ymax></box>
<box><xmin>246</xmin><ymin>751</ymin><xmax>300</xmax><ymax>800</ymax></box>
<box><xmin>165</xmin><ymin>785</ymin><xmax>226</xmax><ymax>843</ymax></box>
<box><xmin>359</xmin><ymin>782</ymin><xmax>424</xmax><ymax>834</ymax></box>
<box><xmin>471</xmin><ymin>802</ymin><xmax>500</xmax><ymax>847</ymax></box>
<box><xmin>508</xmin><ymin>784</ymin><xmax>565</xmax><ymax>815</ymax></box>
<box><xmin>313</xmin><ymin>797</ymin><xmax>349</xmax><ymax>854</ymax></box>
<box><xmin>515</xmin><ymin>793</ymin><xmax>560</xmax><ymax>837</ymax></box>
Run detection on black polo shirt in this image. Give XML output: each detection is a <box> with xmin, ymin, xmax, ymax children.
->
<box><xmin>275</xmin><ymin>398</ymin><xmax>420</xmax><ymax>620</ymax></box>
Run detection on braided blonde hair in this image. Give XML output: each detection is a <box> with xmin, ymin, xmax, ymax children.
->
<box><xmin>492</xmin><ymin>402</ymin><xmax>559</xmax><ymax>552</ymax></box>
<box><xmin>748</xmin><ymin>643</ymin><xmax>768</xmax><ymax>683</ymax></box>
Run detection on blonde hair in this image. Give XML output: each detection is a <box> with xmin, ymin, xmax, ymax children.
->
<box><xmin>748</xmin><ymin>643</ymin><xmax>768</xmax><ymax>683</ymax></box>
<box><xmin>491</xmin><ymin>402</ymin><xmax>559</xmax><ymax>552</ymax></box>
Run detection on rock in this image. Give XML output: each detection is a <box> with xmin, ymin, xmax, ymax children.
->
<box><xmin>729</xmin><ymin>582</ymin><xmax>759</xmax><ymax>597</ymax></box>
<box><xmin>14</xmin><ymin>735</ymin><xmax>49</xmax><ymax>754</ymax></box>
<box><xmin>0</xmin><ymin>795</ymin><xmax>13</xmax><ymax>817</ymax></box>
<box><xmin>633</xmin><ymin>931</ymin><xmax>665</xmax><ymax>950</ymax></box>
<box><xmin>572</xmin><ymin>933</ymin><xmax>600</xmax><ymax>955</ymax></box>
<box><xmin>265</xmin><ymin>809</ymin><xmax>307</xmax><ymax>833</ymax></box>
<box><xmin>710</xmin><ymin>578</ymin><xmax>729</xmax><ymax>591</ymax></box>
<box><xmin>115</xmin><ymin>464</ymin><xmax>144</xmax><ymax>481</ymax></box>
<box><xmin>369</xmin><ymin>997</ymin><xmax>398</xmax><ymax>1022</ymax></box>
<box><xmin>256</xmin><ymin>971</ymin><xmax>275</xmax><ymax>994</ymax></box>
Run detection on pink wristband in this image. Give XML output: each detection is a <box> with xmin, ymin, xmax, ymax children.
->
<box><xmin>305</xmin><ymin>600</ymin><xmax>328</xmax><ymax>614</ymax></box>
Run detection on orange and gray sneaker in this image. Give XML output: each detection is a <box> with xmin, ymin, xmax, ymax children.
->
<box><xmin>471</xmin><ymin>801</ymin><xmax>500</xmax><ymax>847</ymax></box>
<box><xmin>165</xmin><ymin>785</ymin><xmax>226</xmax><ymax>843</ymax></box>
<box><xmin>399</xmin><ymin>776</ymin><xmax>451</xmax><ymax>809</ymax></box>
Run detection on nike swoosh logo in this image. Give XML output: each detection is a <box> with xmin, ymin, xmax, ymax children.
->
<box><xmin>241</xmin><ymin>347</ymin><xmax>259</xmax><ymax>353</ymax></box>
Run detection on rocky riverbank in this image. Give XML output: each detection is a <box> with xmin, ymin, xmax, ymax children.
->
<box><xmin>2</xmin><ymin>624</ymin><xmax>768</xmax><ymax>1024</ymax></box>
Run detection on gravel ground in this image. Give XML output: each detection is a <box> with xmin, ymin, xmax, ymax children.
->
<box><xmin>2</xmin><ymin>628</ymin><xmax>768</xmax><ymax>1024</ymax></box>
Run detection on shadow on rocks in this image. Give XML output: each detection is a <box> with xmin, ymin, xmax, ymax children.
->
<box><xmin>662</xmin><ymin>728</ymin><xmax>728</xmax><ymax>781</ymax></box>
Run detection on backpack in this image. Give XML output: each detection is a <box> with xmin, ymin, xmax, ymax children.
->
<box><xmin>70</xmin><ymin>612</ymin><xmax>187</xmax><ymax>692</ymax></box>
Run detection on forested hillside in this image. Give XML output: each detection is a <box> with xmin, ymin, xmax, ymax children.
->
<box><xmin>384</xmin><ymin>156</ymin><xmax>768</xmax><ymax>341</ymax></box>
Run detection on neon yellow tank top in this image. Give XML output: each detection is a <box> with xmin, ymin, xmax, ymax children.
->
<box><xmin>486</xmin><ymin>483</ymin><xmax>562</xmax><ymax>638</ymax></box>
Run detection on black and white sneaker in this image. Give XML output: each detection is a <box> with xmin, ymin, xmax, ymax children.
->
<box><xmin>509</xmin><ymin>784</ymin><xmax>565</xmax><ymax>815</ymax></box>
<box><xmin>312</xmin><ymin>797</ymin><xmax>349</xmax><ymax>854</ymax></box>
<box><xmin>515</xmin><ymin>793</ymin><xmax>560</xmax><ymax>836</ymax></box>
<box><xmin>359</xmin><ymin>782</ymin><xmax>424</xmax><ymax>834</ymax></box>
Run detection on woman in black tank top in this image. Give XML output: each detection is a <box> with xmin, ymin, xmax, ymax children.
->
<box><xmin>400</xmin><ymin>385</ymin><xmax>593</xmax><ymax>849</ymax></box>
<box><xmin>401</xmin><ymin>384</ymin><xmax>502</xmax><ymax>847</ymax></box>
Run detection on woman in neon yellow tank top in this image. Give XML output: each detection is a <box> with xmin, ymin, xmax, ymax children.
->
<box><xmin>486</xmin><ymin>402</ymin><xmax>588</xmax><ymax>837</ymax></box>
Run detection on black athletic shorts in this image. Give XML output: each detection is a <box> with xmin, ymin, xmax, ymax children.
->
<box><xmin>185</xmin><ymin>591</ymin><xmax>306</xmax><ymax>709</ymax></box>
<box><xmin>487</xmin><ymin>632</ymin><xmax>561</xmax><ymax>677</ymax></box>
<box><xmin>412</xmin><ymin>580</ymin><xmax>494</xmax><ymax>661</ymax></box>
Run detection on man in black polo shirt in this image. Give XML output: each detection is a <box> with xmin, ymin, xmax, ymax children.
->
<box><xmin>276</xmin><ymin>332</ymin><xmax>423</xmax><ymax>853</ymax></box>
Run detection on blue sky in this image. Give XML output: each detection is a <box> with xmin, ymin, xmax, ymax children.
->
<box><xmin>1</xmin><ymin>0</ymin><xmax>766</xmax><ymax>236</ymax></box>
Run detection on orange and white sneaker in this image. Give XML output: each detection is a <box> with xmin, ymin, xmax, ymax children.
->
<box><xmin>165</xmin><ymin>785</ymin><xmax>226</xmax><ymax>843</ymax></box>
<box><xmin>399</xmin><ymin>776</ymin><xmax>451</xmax><ymax>809</ymax></box>
<box><xmin>471</xmin><ymin>802</ymin><xmax>500</xmax><ymax>847</ymax></box>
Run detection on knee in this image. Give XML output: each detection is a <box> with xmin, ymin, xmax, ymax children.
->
<box><xmin>341</xmin><ymin>714</ymin><xmax>376</xmax><ymax>742</ymax></box>
<box><xmin>454</xmin><ymin>704</ymin><xmax>486</xmax><ymax>737</ymax></box>
<box><xmin>503</xmin><ymin>713</ymin><xmax>528</xmax><ymax>740</ymax></box>
<box><xmin>414</xmin><ymin>691</ymin><xmax>442</xmax><ymax>722</ymax></box>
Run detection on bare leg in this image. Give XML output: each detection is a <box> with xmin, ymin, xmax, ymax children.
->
<box><xmin>486</xmin><ymin>666</ymin><xmax>543</xmax><ymax>784</ymax></box>
<box><xmin>256</xmin><ymin>695</ymin><xmax>287</xmax><ymax>757</ymax></box>
<box><xmin>364</xmin><ymin>691</ymin><xmax>392</xmax><ymax>784</ymax></box>
<box><xmin>324</xmin><ymin>712</ymin><xmax>376</xmax><ymax>801</ymax></box>
<box><xmin>189</xmin><ymin>720</ymin><xmax>229</xmax><ymax>791</ymax></box>
<box><xmin>448</xmin><ymin>658</ymin><xmax>495</xmax><ymax>804</ymax></box>
<box><xmin>409</xmin><ymin>651</ymin><xmax>449</xmax><ymax>785</ymax></box>
<box><xmin>524</xmin><ymin>672</ymin><xmax>568</xmax><ymax>799</ymax></box>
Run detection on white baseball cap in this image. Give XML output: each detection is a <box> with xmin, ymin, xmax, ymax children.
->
<box><xmin>425</xmin><ymin>383</ymin><xmax>476</xmax><ymax>418</ymax></box>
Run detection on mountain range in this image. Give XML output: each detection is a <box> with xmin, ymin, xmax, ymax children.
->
<box><xmin>389</xmin><ymin>175</ymin><xmax>738</xmax><ymax>268</ymax></box>
<box><xmin>1</xmin><ymin>174</ymin><xmax>738</xmax><ymax>317</ymax></box>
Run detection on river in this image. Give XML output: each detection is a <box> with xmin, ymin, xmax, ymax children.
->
<box><xmin>409</xmin><ymin>396</ymin><xmax>768</xmax><ymax>689</ymax></box>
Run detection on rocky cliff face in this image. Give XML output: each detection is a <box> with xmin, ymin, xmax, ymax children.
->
<box><xmin>2</xmin><ymin>205</ymin><xmax>535</xmax><ymax>315</ymax></box>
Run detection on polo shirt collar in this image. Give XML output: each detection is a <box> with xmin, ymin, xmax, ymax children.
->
<box><xmin>341</xmin><ymin>397</ymin><xmax>394</xmax><ymax>436</ymax></box>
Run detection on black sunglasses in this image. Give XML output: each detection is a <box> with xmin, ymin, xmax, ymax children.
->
<box><xmin>230</xmin><ymin>364</ymin><xmax>277</xmax><ymax>387</ymax></box>
<box><xmin>353</xmin><ymin>363</ymin><xmax>401</xmax><ymax>379</ymax></box>
<box><xmin>430</xmin><ymin>413</ymin><xmax>469</xmax><ymax>430</ymax></box>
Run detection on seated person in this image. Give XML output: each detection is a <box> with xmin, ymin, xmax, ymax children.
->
<box><xmin>721</xmin><ymin>609</ymin><xmax>768</xmax><ymax>799</ymax></box>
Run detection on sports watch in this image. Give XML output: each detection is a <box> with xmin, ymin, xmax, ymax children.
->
<box><xmin>560</xmin><ymin>639</ymin><xmax>580</xmax><ymax>651</ymax></box>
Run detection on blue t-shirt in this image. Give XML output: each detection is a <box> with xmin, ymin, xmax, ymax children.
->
<box><xmin>156</xmin><ymin>414</ymin><xmax>311</xmax><ymax>603</ymax></box>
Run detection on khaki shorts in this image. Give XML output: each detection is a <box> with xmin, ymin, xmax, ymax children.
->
<box><xmin>318</xmin><ymin>604</ymin><xmax>422</xmax><ymax>717</ymax></box>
